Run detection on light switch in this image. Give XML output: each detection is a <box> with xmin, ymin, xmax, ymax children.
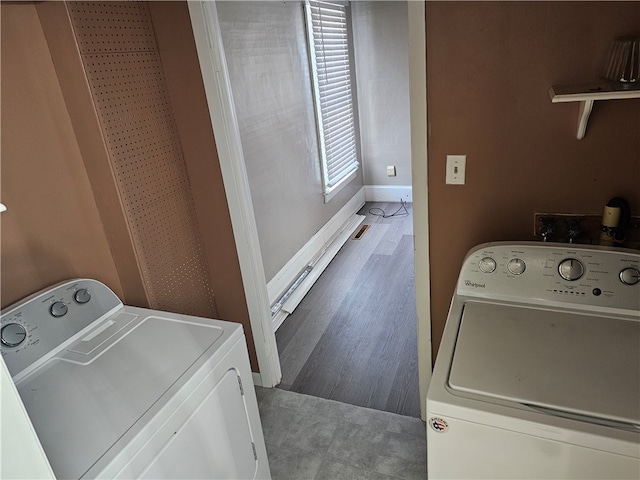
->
<box><xmin>446</xmin><ymin>155</ymin><xmax>466</xmax><ymax>185</ymax></box>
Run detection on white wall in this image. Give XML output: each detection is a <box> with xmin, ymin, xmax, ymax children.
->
<box><xmin>216</xmin><ymin>1</ymin><xmax>364</xmax><ymax>282</ymax></box>
<box><xmin>214</xmin><ymin>1</ymin><xmax>412</xmax><ymax>284</ymax></box>
<box><xmin>352</xmin><ymin>1</ymin><xmax>411</xmax><ymax>191</ymax></box>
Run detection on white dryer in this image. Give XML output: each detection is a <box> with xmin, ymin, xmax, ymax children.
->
<box><xmin>427</xmin><ymin>242</ymin><xmax>639</xmax><ymax>479</ymax></box>
<box><xmin>1</xmin><ymin>279</ymin><xmax>271</xmax><ymax>479</ymax></box>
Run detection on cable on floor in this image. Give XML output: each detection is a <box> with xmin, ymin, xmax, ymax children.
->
<box><xmin>368</xmin><ymin>199</ymin><xmax>409</xmax><ymax>218</ymax></box>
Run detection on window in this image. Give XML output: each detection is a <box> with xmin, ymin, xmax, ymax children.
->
<box><xmin>304</xmin><ymin>0</ymin><xmax>359</xmax><ymax>200</ymax></box>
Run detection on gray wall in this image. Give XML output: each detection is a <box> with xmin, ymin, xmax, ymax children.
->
<box><xmin>352</xmin><ymin>1</ymin><xmax>411</xmax><ymax>187</ymax></box>
<box><xmin>216</xmin><ymin>1</ymin><xmax>364</xmax><ymax>282</ymax></box>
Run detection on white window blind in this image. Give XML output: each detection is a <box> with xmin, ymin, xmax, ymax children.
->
<box><xmin>305</xmin><ymin>0</ymin><xmax>359</xmax><ymax>196</ymax></box>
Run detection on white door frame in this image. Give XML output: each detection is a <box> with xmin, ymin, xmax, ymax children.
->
<box><xmin>188</xmin><ymin>0</ymin><xmax>431</xmax><ymax>416</ymax></box>
<box><xmin>188</xmin><ymin>1</ymin><xmax>281</xmax><ymax>387</ymax></box>
<box><xmin>407</xmin><ymin>0</ymin><xmax>432</xmax><ymax>418</ymax></box>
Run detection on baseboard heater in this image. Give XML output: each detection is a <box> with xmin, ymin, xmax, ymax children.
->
<box><xmin>270</xmin><ymin>265</ymin><xmax>313</xmax><ymax>317</ymax></box>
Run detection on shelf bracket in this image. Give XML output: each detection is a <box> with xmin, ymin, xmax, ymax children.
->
<box><xmin>576</xmin><ymin>99</ymin><xmax>594</xmax><ymax>140</ymax></box>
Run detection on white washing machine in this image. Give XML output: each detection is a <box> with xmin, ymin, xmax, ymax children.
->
<box><xmin>427</xmin><ymin>242</ymin><xmax>640</xmax><ymax>479</ymax></box>
<box><xmin>1</xmin><ymin>279</ymin><xmax>271</xmax><ymax>479</ymax></box>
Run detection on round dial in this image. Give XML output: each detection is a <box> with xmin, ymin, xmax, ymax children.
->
<box><xmin>74</xmin><ymin>288</ymin><xmax>91</xmax><ymax>304</ymax></box>
<box><xmin>478</xmin><ymin>257</ymin><xmax>497</xmax><ymax>273</ymax></box>
<box><xmin>558</xmin><ymin>258</ymin><xmax>584</xmax><ymax>281</ymax></box>
<box><xmin>1</xmin><ymin>323</ymin><xmax>27</xmax><ymax>348</ymax></box>
<box><xmin>50</xmin><ymin>301</ymin><xmax>68</xmax><ymax>317</ymax></box>
<box><xmin>507</xmin><ymin>258</ymin><xmax>526</xmax><ymax>275</ymax></box>
<box><xmin>619</xmin><ymin>267</ymin><xmax>640</xmax><ymax>286</ymax></box>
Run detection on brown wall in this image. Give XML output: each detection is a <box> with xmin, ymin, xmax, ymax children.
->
<box><xmin>426</xmin><ymin>2</ymin><xmax>640</xmax><ymax>361</ymax></box>
<box><xmin>1</xmin><ymin>3</ymin><xmax>123</xmax><ymax>306</ymax></box>
<box><xmin>1</xmin><ymin>2</ymin><xmax>256</xmax><ymax>370</ymax></box>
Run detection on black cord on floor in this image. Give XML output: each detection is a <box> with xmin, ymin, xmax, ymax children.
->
<box><xmin>368</xmin><ymin>199</ymin><xmax>409</xmax><ymax>218</ymax></box>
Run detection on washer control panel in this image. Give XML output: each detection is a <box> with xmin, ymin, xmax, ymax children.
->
<box><xmin>1</xmin><ymin>279</ymin><xmax>122</xmax><ymax>377</ymax></box>
<box><xmin>459</xmin><ymin>242</ymin><xmax>640</xmax><ymax>312</ymax></box>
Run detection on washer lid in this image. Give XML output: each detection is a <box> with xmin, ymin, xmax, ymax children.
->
<box><xmin>449</xmin><ymin>301</ymin><xmax>640</xmax><ymax>427</ymax></box>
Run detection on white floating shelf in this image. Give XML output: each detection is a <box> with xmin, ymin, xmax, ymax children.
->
<box><xmin>549</xmin><ymin>82</ymin><xmax>640</xmax><ymax>139</ymax></box>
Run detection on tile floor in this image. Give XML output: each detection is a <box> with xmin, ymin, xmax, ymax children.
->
<box><xmin>255</xmin><ymin>387</ymin><xmax>427</xmax><ymax>480</ymax></box>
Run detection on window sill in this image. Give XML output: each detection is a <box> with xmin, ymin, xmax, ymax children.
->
<box><xmin>324</xmin><ymin>169</ymin><xmax>358</xmax><ymax>203</ymax></box>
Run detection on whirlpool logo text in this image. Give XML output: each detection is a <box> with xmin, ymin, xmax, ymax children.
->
<box><xmin>465</xmin><ymin>280</ymin><xmax>486</xmax><ymax>288</ymax></box>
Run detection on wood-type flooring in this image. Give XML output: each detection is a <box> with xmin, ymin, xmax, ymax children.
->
<box><xmin>275</xmin><ymin>202</ymin><xmax>420</xmax><ymax>417</ymax></box>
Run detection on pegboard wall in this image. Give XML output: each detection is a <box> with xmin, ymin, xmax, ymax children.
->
<box><xmin>67</xmin><ymin>1</ymin><xmax>217</xmax><ymax>317</ymax></box>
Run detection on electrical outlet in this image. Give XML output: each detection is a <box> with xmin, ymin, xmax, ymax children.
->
<box><xmin>387</xmin><ymin>165</ymin><xmax>396</xmax><ymax>177</ymax></box>
<box><xmin>446</xmin><ymin>155</ymin><xmax>466</xmax><ymax>185</ymax></box>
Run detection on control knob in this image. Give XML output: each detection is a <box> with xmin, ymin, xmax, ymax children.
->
<box><xmin>478</xmin><ymin>257</ymin><xmax>497</xmax><ymax>273</ymax></box>
<box><xmin>558</xmin><ymin>258</ymin><xmax>584</xmax><ymax>281</ymax></box>
<box><xmin>74</xmin><ymin>288</ymin><xmax>91</xmax><ymax>304</ymax></box>
<box><xmin>50</xmin><ymin>301</ymin><xmax>68</xmax><ymax>317</ymax></box>
<box><xmin>619</xmin><ymin>267</ymin><xmax>640</xmax><ymax>286</ymax></box>
<box><xmin>1</xmin><ymin>323</ymin><xmax>27</xmax><ymax>348</ymax></box>
<box><xmin>507</xmin><ymin>258</ymin><xmax>526</xmax><ymax>275</ymax></box>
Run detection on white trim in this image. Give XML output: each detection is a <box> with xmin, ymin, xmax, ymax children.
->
<box><xmin>267</xmin><ymin>186</ymin><xmax>365</xmax><ymax>305</ymax></box>
<box><xmin>271</xmin><ymin>310</ymin><xmax>290</xmax><ymax>333</ymax></box>
<box><xmin>271</xmin><ymin>213</ymin><xmax>364</xmax><ymax>332</ymax></box>
<box><xmin>251</xmin><ymin>372</ymin><xmax>263</xmax><ymax>388</ymax></box>
<box><xmin>408</xmin><ymin>0</ymin><xmax>432</xmax><ymax>420</ymax></box>
<box><xmin>364</xmin><ymin>185</ymin><xmax>412</xmax><ymax>203</ymax></box>
<box><xmin>187</xmin><ymin>1</ymin><xmax>281</xmax><ymax>388</ymax></box>
<box><xmin>323</xmin><ymin>169</ymin><xmax>357</xmax><ymax>203</ymax></box>
<box><xmin>280</xmin><ymin>213</ymin><xmax>363</xmax><ymax>315</ymax></box>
